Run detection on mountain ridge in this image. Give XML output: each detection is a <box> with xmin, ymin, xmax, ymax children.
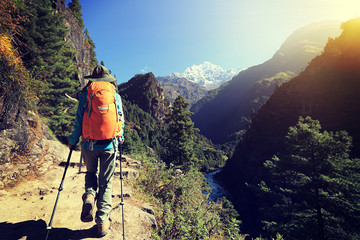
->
<box><xmin>163</xmin><ymin>61</ymin><xmax>241</xmax><ymax>90</ymax></box>
<box><xmin>191</xmin><ymin>20</ymin><xmax>342</xmax><ymax>144</ymax></box>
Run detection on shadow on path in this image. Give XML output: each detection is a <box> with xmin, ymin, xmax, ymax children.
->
<box><xmin>0</xmin><ymin>220</ymin><xmax>98</xmax><ymax>240</ymax></box>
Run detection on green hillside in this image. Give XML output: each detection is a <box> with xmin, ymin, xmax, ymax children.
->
<box><xmin>220</xmin><ymin>18</ymin><xmax>360</xmax><ymax>239</ymax></box>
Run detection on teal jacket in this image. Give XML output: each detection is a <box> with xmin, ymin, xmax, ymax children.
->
<box><xmin>69</xmin><ymin>89</ymin><xmax>125</xmax><ymax>150</ymax></box>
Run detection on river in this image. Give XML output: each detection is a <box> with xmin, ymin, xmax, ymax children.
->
<box><xmin>204</xmin><ymin>169</ymin><xmax>229</xmax><ymax>201</ymax></box>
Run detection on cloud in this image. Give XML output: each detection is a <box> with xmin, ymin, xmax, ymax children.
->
<box><xmin>140</xmin><ymin>66</ymin><xmax>151</xmax><ymax>73</ymax></box>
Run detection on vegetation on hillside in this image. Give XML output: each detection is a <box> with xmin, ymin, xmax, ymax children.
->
<box><xmin>132</xmin><ymin>153</ymin><xmax>242</xmax><ymax>239</ymax></box>
<box><xmin>0</xmin><ymin>0</ymin><xmax>99</xmax><ymax>143</ymax></box>
<box><xmin>122</xmin><ymin>95</ymin><xmax>225</xmax><ymax>173</ymax></box>
<box><xmin>0</xmin><ymin>0</ymin><xmax>40</xmax><ymax>128</ymax></box>
<box><xmin>261</xmin><ymin>117</ymin><xmax>360</xmax><ymax>239</ymax></box>
<box><xmin>221</xmin><ymin>18</ymin><xmax>360</xmax><ymax>239</ymax></box>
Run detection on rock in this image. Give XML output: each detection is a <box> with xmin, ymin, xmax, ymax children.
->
<box><xmin>54</xmin><ymin>0</ymin><xmax>92</xmax><ymax>85</ymax></box>
<box><xmin>126</xmin><ymin>160</ymin><xmax>141</xmax><ymax>168</ymax></box>
<box><xmin>120</xmin><ymin>168</ymin><xmax>140</xmax><ymax>181</ymax></box>
<box><xmin>144</xmin><ymin>214</ymin><xmax>157</xmax><ymax>229</ymax></box>
<box><xmin>141</xmin><ymin>203</ymin><xmax>155</xmax><ymax>215</ymax></box>
<box><xmin>118</xmin><ymin>73</ymin><xmax>171</xmax><ymax>123</ymax></box>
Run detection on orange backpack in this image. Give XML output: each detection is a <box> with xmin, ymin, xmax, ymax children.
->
<box><xmin>82</xmin><ymin>81</ymin><xmax>123</xmax><ymax>141</ymax></box>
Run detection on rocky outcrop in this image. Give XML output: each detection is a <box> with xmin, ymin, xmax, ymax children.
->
<box><xmin>54</xmin><ymin>0</ymin><xmax>92</xmax><ymax>87</ymax></box>
<box><xmin>0</xmin><ymin>112</ymin><xmax>68</xmax><ymax>189</ymax></box>
<box><xmin>118</xmin><ymin>72</ymin><xmax>171</xmax><ymax>122</ymax></box>
<box><xmin>157</xmin><ymin>76</ymin><xmax>208</xmax><ymax>106</ymax></box>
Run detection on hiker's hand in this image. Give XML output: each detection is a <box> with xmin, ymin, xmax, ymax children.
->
<box><xmin>68</xmin><ymin>145</ymin><xmax>75</xmax><ymax>150</ymax></box>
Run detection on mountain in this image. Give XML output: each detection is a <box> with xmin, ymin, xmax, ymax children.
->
<box><xmin>118</xmin><ymin>72</ymin><xmax>171</xmax><ymax>123</ymax></box>
<box><xmin>157</xmin><ymin>76</ymin><xmax>208</xmax><ymax>106</ymax></box>
<box><xmin>220</xmin><ymin>18</ymin><xmax>360</xmax><ymax>235</ymax></box>
<box><xmin>191</xmin><ymin>20</ymin><xmax>341</xmax><ymax>144</ymax></box>
<box><xmin>165</xmin><ymin>61</ymin><xmax>241</xmax><ymax>90</ymax></box>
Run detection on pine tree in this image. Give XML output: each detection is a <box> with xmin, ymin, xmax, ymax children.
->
<box><xmin>67</xmin><ymin>0</ymin><xmax>84</xmax><ymax>29</ymax></box>
<box><xmin>164</xmin><ymin>95</ymin><xmax>197</xmax><ymax>170</ymax></box>
<box><xmin>19</xmin><ymin>0</ymin><xmax>79</xmax><ymax>143</ymax></box>
<box><xmin>261</xmin><ymin>116</ymin><xmax>360</xmax><ymax>240</ymax></box>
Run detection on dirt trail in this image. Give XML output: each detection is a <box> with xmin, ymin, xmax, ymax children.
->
<box><xmin>0</xmin><ymin>148</ymin><xmax>153</xmax><ymax>240</ymax></box>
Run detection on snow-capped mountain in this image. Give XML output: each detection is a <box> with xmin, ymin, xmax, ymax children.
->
<box><xmin>166</xmin><ymin>61</ymin><xmax>241</xmax><ymax>90</ymax></box>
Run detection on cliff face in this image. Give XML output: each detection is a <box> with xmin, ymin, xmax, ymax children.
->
<box><xmin>118</xmin><ymin>73</ymin><xmax>171</xmax><ymax>123</ymax></box>
<box><xmin>0</xmin><ymin>1</ymin><xmax>94</xmax><ymax>188</ymax></box>
<box><xmin>54</xmin><ymin>0</ymin><xmax>92</xmax><ymax>87</ymax></box>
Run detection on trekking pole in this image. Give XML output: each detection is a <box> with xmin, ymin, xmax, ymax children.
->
<box><xmin>45</xmin><ymin>149</ymin><xmax>73</xmax><ymax>240</ymax></box>
<box><xmin>78</xmin><ymin>150</ymin><xmax>83</xmax><ymax>173</ymax></box>
<box><xmin>119</xmin><ymin>142</ymin><xmax>126</xmax><ymax>240</ymax></box>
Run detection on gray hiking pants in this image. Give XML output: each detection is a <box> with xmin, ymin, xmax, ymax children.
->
<box><xmin>82</xmin><ymin>148</ymin><xmax>116</xmax><ymax>225</ymax></box>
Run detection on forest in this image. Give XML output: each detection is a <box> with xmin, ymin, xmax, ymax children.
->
<box><xmin>220</xmin><ymin>18</ymin><xmax>360</xmax><ymax>240</ymax></box>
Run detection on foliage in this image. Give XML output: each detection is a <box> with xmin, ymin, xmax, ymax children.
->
<box><xmin>122</xmin><ymin>125</ymin><xmax>147</xmax><ymax>155</ymax></box>
<box><xmin>220</xmin><ymin>18</ymin><xmax>360</xmax><ymax>237</ymax></box>
<box><xmin>134</xmin><ymin>156</ymin><xmax>241</xmax><ymax>240</ymax></box>
<box><xmin>122</xmin><ymin>94</ymin><xmax>225</xmax><ymax>173</ymax></box>
<box><xmin>121</xmin><ymin>99</ymin><xmax>167</xmax><ymax>156</ymax></box>
<box><xmin>193</xmin><ymin>131</ymin><xmax>227</xmax><ymax>172</ymax></box>
<box><xmin>67</xmin><ymin>0</ymin><xmax>84</xmax><ymax>29</ymax></box>
<box><xmin>260</xmin><ymin>117</ymin><xmax>360</xmax><ymax>239</ymax></box>
<box><xmin>0</xmin><ymin>1</ymin><xmax>40</xmax><ymax>128</ymax></box>
<box><xmin>0</xmin><ymin>0</ymin><xmax>24</xmax><ymax>37</ymax></box>
<box><xmin>18</xmin><ymin>0</ymin><xmax>79</xmax><ymax>143</ymax></box>
<box><xmin>164</xmin><ymin>95</ymin><xmax>197</xmax><ymax>171</ymax></box>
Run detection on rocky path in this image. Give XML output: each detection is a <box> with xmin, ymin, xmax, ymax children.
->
<box><xmin>0</xmin><ymin>147</ymin><xmax>154</xmax><ymax>240</ymax></box>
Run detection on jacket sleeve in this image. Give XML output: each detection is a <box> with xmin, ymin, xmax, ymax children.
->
<box><xmin>116</xmin><ymin>92</ymin><xmax>125</xmax><ymax>142</ymax></box>
<box><xmin>69</xmin><ymin>91</ymin><xmax>87</xmax><ymax>145</ymax></box>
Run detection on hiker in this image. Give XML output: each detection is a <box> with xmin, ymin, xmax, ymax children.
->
<box><xmin>68</xmin><ymin>65</ymin><xmax>124</xmax><ymax>237</ymax></box>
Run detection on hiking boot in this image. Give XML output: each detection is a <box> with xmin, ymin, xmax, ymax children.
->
<box><xmin>80</xmin><ymin>194</ymin><xmax>95</xmax><ymax>222</ymax></box>
<box><xmin>97</xmin><ymin>221</ymin><xmax>110</xmax><ymax>237</ymax></box>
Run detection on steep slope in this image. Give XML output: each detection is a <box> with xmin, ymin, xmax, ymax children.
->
<box><xmin>157</xmin><ymin>76</ymin><xmax>208</xmax><ymax>106</ymax></box>
<box><xmin>118</xmin><ymin>72</ymin><xmax>170</xmax><ymax>123</ymax></box>
<box><xmin>221</xmin><ymin>18</ymin><xmax>360</xmax><ymax>233</ymax></box>
<box><xmin>191</xmin><ymin>21</ymin><xmax>341</xmax><ymax>143</ymax></box>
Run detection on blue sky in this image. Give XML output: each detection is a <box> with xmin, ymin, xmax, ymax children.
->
<box><xmin>72</xmin><ymin>0</ymin><xmax>360</xmax><ymax>83</ymax></box>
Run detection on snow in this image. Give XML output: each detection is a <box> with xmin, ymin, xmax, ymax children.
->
<box><xmin>166</xmin><ymin>61</ymin><xmax>241</xmax><ymax>90</ymax></box>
